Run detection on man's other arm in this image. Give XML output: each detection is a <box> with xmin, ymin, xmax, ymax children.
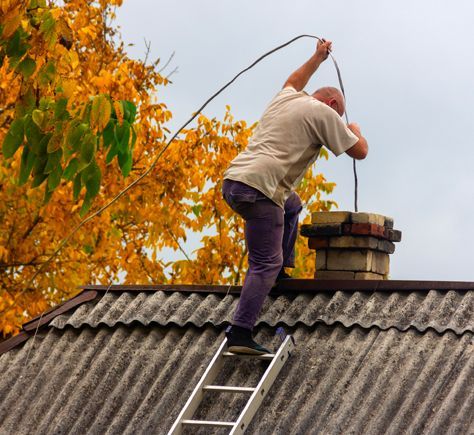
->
<box><xmin>346</xmin><ymin>123</ymin><xmax>368</xmax><ymax>159</ymax></box>
<box><xmin>283</xmin><ymin>39</ymin><xmax>332</xmax><ymax>91</ymax></box>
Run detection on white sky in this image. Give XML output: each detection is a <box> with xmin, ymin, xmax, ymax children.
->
<box><xmin>116</xmin><ymin>0</ymin><xmax>474</xmax><ymax>281</ymax></box>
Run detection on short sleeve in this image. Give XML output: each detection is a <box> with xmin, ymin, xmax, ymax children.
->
<box><xmin>280</xmin><ymin>85</ymin><xmax>297</xmax><ymax>95</ymax></box>
<box><xmin>311</xmin><ymin>104</ymin><xmax>359</xmax><ymax>156</ymax></box>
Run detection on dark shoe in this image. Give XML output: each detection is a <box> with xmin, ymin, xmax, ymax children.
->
<box><xmin>276</xmin><ymin>267</ymin><xmax>292</xmax><ymax>282</ymax></box>
<box><xmin>225</xmin><ymin>325</ymin><xmax>271</xmax><ymax>355</ymax></box>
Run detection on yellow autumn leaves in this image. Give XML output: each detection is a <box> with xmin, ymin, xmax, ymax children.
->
<box><xmin>0</xmin><ymin>0</ymin><xmax>337</xmax><ymax>338</ymax></box>
<box><xmin>0</xmin><ymin>0</ymin><xmax>24</xmax><ymax>39</ymax></box>
<box><xmin>90</xmin><ymin>95</ymin><xmax>112</xmax><ymax>132</ymax></box>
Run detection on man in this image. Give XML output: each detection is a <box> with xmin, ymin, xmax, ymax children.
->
<box><xmin>222</xmin><ymin>39</ymin><xmax>368</xmax><ymax>354</ymax></box>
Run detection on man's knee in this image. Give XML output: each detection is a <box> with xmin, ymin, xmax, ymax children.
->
<box><xmin>248</xmin><ymin>251</ymin><xmax>283</xmax><ymax>274</ymax></box>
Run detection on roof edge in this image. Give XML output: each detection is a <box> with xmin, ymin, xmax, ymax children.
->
<box><xmin>0</xmin><ymin>331</ymin><xmax>31</xmax><ymax>355</ymax></box>
<box><xmin>22</xmin><ymin>290</ymin><xmax>98</xmax><ymax>332</ymax></box>
<box><xmin>0</xmin><ymin>290</ymin><xmax>98</xmax><ymax>357</ymax></box>
<box><xmin>79</xmin><ymin>279</ymin><xmax>474</xmax><ymax>294</ymax></box>
<box><xmin>3</xmin><ymin>280</ymin><xmax>473</xmax><ymax>357</ymax></box>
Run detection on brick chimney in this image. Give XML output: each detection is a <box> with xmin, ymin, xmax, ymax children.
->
<box><xmin>300</xmin><ymin>212</ymin><xmax>402</xmax><ymax>280</ymax></box>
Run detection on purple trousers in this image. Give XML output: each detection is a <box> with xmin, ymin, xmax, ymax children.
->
<box><xmin>222</xmin><ymin>179</ymin><xmax>302</xmax><ymax>330</ymax></box>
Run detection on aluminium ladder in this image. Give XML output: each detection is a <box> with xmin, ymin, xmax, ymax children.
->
<box><xmin>168</xmin><ymin>334</ymin><xmax>295</xmax><ymax>435</ymax></box>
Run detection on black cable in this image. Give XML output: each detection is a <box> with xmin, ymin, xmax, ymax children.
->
<box><xmin>353</xmin><ymin>159</ymin><xmax>358</xmax><ymax>212</ymax></box>
<box><xmin>329</xmin><ymin>53</ymin><xmax>358</xmax><ymax>212</ymax></box>
<box><xmin>169</xmin><ymin>34</ymin><xmax>324</xmax><ymax>145</ymax></box>
<box><xmin>9</xmin><ymin>34</ymin><xmax>357</xmax><ymax>311</ymax></box>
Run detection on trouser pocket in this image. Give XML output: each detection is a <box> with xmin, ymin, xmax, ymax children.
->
<box><xmin>222</xmin><ymin>180</ymin><xmax>264</xmax><ymax>215</ymax></box>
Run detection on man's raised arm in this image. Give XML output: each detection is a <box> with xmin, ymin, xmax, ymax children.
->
<box><xmin>283</xmin><ymin>39</ymin><xmax>332</xmax><ymax>91</ymax></box>
<box><xmin>346</xmin><ymin>123</ymin><xmax>369</xmax><ymax>160</ymax></box>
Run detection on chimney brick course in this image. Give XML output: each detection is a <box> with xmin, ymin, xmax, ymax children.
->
<box><xmin>301</xmin><ymin>212</ymin><xmax>402</xmax><ymax>280</ymax></box>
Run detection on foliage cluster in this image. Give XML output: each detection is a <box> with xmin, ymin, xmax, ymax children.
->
<box><xmin>0</xmin><ymin>0</ymin><xmax>336</xmax><ymax>336</ymax></box>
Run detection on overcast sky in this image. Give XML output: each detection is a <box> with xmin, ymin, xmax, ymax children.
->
<box><xmin>116</xmin><ymin>0</ymin><xmax>474</xmax><ymax>281</ymax></box>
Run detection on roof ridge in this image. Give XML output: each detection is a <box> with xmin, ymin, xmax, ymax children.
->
<box><xmin>2</xmin><ymin>284</ymin><xmax>473</xmax><ymax>356</ymax></box>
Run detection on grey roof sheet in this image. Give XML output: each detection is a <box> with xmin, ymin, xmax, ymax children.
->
<box><xmin>0</xmin><ymin>323</ymin><xmax>472</xmax><ymax>435</ymax></box>
<box><xmin>49</xmin><ymin>289</ymin><xmax>474</xmax><ymax>335</ymax></box>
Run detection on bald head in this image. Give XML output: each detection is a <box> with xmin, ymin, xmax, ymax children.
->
<box><xmin>312</xmin><ymin>86</ymin><xmax>345</xmax><ymax>117</ymax></box>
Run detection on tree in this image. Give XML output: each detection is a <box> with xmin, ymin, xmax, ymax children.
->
<box><xmin>0</xmin><ymin>0</ymin><xmax>336</xmax><ymax>337</ymax></box>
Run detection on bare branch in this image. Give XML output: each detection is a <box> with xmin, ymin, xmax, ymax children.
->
<box><xmin>166</xmin><ymin>66</ymin><xmax>179</xmax><ymax>80</ymax></box>
<box><xmin>167</xmin><ymin>228</ymin><xmax>191</xmax><ymax>262</ymax></box>
<box><xmin>157</xmin><ymin>51</ymin><xmax>175</xmax><ymax>74</ymax></box>
<box><xmin>143</xmin><ymin>38</ymin><xmax>152</xmax><ymax>66</ymax></box>
<box><xmin>21</xmin><ymin>214</ymin><xmax>42</xmax><ymax>240</ymax></box>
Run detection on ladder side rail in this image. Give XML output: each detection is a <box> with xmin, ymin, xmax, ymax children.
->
<box><xmin>168</xmin><ymin>338</ymin><xmax>229</xmax><ymax>435</ymax></box>
<box><xmin>230</xmin><ymin>335</ymin><xmax>295</xmax><ymax>435</ymax></box>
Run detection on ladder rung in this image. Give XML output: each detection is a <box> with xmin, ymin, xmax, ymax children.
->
<box><xmin>203</xmin><ymin>385</ymin><xmax>256</xmax><ymax>393</ymax></box>
<box><xmin>222</xmin><ymin>351</ymin><xmax>275</xmax><ymax>360</ymax></box>
<box><xmin>181</xmin><ymin>419</ymin><xmax>236</xmax><ymax>428</ymax></box>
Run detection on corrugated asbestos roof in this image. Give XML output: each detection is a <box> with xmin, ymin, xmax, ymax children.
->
<box><xmin>0</xmin><ymin>284</ymin><xmax>473</xmax><ymax>434</ymax></box>
<box><xmin>0</xmin><ymin>324</ymin><xmax>473</xmax><ymax>434</ymax></box>
<box><xmin>49</xmin><ymin>290</ymin><xmax>474</xmax><ymax>335</ymax></box>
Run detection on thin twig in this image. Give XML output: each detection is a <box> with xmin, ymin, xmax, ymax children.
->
<box><xmin>143</xmin><ymin>38</ymin><xmax>151</xmax><ymax>66</ymax></box>
<box><xmin>167</xmin><ymin>229</ymin><xmax>191</xmax><ymax>262</ymax></box>
<box><xmin>166</xmin><ymin>66</ymin><xmax>178</xmax><ymax>80</ymax></box>
<box><xmin>157</xmin><ymin>51</ymin><xmax>175</xmax><ymax>74</ymax></box>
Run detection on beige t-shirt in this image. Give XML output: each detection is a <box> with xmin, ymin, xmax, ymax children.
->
<box><xmin>223</xmin><ymin>86</ymin><xmax>358</xmax><ymax>208</ymax></box>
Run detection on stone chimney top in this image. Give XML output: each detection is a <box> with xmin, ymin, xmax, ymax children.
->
<box><xmin>300</xmin><ymin>211</ymin><xmax>402</xmax><ymax>280</ymax></box>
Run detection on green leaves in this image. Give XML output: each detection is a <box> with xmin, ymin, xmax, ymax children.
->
<box><xmin>102</xmin><ymin>121</ymin><xmax>114</xmax><ymax>147</ymax></box>
<box><xmin>24</xmin><ymin>116</ymin><xmax>39</xmax><ymax>144</ymax></box>
<box><xmin>192</xmin><ymin>205</ymin><xmax>202</xmax><ymax>217</ymax></box>
<box><xmin>47</xmin><ymin>165</ymin><xmax>63</xmax><ymax>192</ymax></box>
<box><xmin>2</xmin><ymin>96</ymin><xmax>137</xmax><ymax>215</ymax></box>
<box><xmin>54</xmin><ymin>98</ymin><xmax>69</xmax><ymax>120</ymax></box>
<box><xmin>31</xmin><ymin>156</ymin><xmax>48</xmax><ymax>188</ymax></box>
<box><xmin>17</xmin><ymin>57</ymin><xmax>36</xmax><ymax>78</ymax></box>
<box><xmin>32</xmin><ymin>109</ymin><xmax>45</xmax><ymax>128</ymax></box>
<box><xmin>5</xmin><ymin>29</ymin><xmax>29</xmax><ymax>65</ymax></box>
<box><xmin>81</xmin><ymin>161</ymin><xmax>101</xmax><ymax>198</ymax></box>
<box><xmin>63</xmin><ymin>158</ymin><xmax>79</xmax><ymax>181</ymax></box>
<box><xmin>67</xmin><ymin>122</ymin><xmax>88</xmax><ymax>152</ymax></box>
<box><xmin>44</xmin><ymin>148</ymin><xmax>63</xmax><ymax>174</ymax></box>
<box><xmin>2</xmin><ymin>118</ymin><xmax>24</xmax><ymax>158</ymax></box>
<box><xmin>79</xmin><ymin>161</ymin><xmax>101</xmax><ymax>216</ymax></box>
<box><xmin>39</xmin><ymin>11</ymin><xmax>57</xmax><ymax>49</ymax></box>
<box><xmin>115</xmin><ymin>120</ymin><xmax>130</xmax><ymax>153</ymax></box>
<box><xmin>38</xmin><ymin>61</ymin><xmax>56</xmax><ymax>86</ymax></box>
<box><xmin>19</xmin><ymin>145</ymin><xmax>36</xmax><ymax>186</ymax></box>
<box><xmin>117</xmin><ymin>149</ymin><xmax>132</xmax><ymax>177</ymax></box>
<box><xmin>103</xmin><ymin>106</ymin><xmax>136</xmax><ymax>175</ymax></box>
<box><xmin>121</xmin><ymin>100</ymin><xmax>137</xmax><ymax>123</ymax></box>
<box><xmin>80</xmin><ymin>134</ymin><xmax>96</xmax><ymax>166</ymax></box>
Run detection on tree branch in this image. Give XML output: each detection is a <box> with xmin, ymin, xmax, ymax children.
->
<box><xmin>166</xmin><ymin>66</ymin><xmax>178</xmax><ymax>80</ymax></box>
<box><xmin>157</xmin><ymin>51</ymin><xmax>175</xmax><ymax>73</ymax></box>
<box><xmin>21</xmin><ymin>214</ymin><xmax>42</xmax><ymax>241</ymax></box>
<box><xmin>143</xmin><ymin>38</ymin><xmax>151</xmax><ymax>66</ymax></box>
<box><xmin>167</xmin><ymin>228</ymin><xmax>191</xmax><ymax>262</ymax></box>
